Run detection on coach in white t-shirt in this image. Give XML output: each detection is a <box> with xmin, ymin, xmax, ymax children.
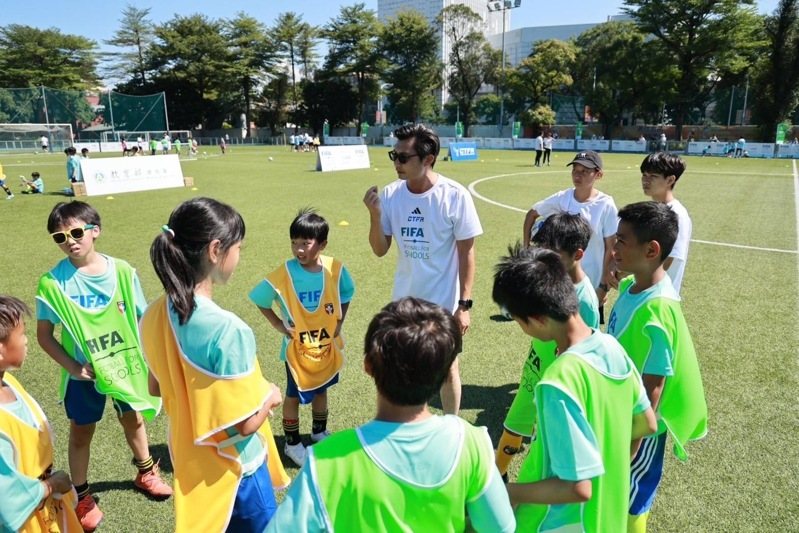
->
<box><xmin>523</xmin><ymin>151</ymin><xmax>618</xmax><ymax>303</ymax></box>
<box><xmin>363</xmin><ymin>123</ymin><xmax>483</xmax><ymax>416</ymax></box>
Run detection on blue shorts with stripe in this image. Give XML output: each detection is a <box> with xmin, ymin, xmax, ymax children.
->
<box><xmin>284</xmin><ymin>363</ymin><xmax>339</xmax><ymax>405</ymax></box>
<box><xmin>630</xmin><ymin>431</ymin><xmax>667</xmax><ymax>515</ymax></box>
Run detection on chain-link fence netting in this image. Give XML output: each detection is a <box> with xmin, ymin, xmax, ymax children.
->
<box><xmin>0</xmin><ymin>87</ymin><xmax>167</xmax><ymax>139</ymax></box>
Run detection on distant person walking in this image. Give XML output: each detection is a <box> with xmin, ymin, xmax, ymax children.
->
<box><xmin>542</xmin><ymin>132</ymin><xmax>553</xmax><ymax>166</ymax></box>
<box><xmin>534</xmin><ymin>132</ymin><xmax>544</xmax><ymax>167</ymax></box>
<box><xmin>735</xmin><ymin>137</ymin><xmax>746</xmax><ymax>158</ymax></box>
<box><xmin>658</xmin><ymin>133</ymin><xmax>667</xmax><ymax>152</ymax></box>
<box><xmin>64</xmin><ymin>147</ymin><xmax>81</xmax><ymax>189</ymax></box>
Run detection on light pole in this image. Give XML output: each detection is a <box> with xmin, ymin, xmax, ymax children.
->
<box><xmin>487</xmin><ymin>0</ymin><xmax>521</xmax><ymax>137</ymax></box>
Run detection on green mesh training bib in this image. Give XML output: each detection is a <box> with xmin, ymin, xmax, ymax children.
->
<box><xmin>515</xmin><ymin>351</ymin><xmax>642</xmax><ymax>532</ymax></box>
<box><xmin>612</xmin><ymin>276</ymin><xmax>707</xmax><ymax>460</ymax></box>
<box><xmin>36</xmin><ymin>259</ymin><xmax>161</xmax><ymax>420</ymax></box>
<box><xmin>310</xmin><ymin>420</ymin><xmax>491</xmax><ymax>531</ymax></box>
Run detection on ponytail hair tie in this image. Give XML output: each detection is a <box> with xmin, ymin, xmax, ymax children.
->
<box><xmin>161</xmin><ymin>224</ymin><xmax>175</xmax><ymax>239</ymax></box>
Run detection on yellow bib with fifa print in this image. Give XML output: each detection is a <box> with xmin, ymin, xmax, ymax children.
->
<box><xmin>266</xmin><ymin>255</ymin><xmax>344</xmax><ymax>392</ymax></box>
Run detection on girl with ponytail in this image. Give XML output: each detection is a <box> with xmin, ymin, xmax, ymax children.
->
<box><xmin>140</xmin><ymin>197</ymin><xmax>289</xmax><ymax>532</ymax></box>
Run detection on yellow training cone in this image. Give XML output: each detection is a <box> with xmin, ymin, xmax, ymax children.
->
<box><xmin>106</xmin><ymin>196</ymin><xmax>114</xmax><ymax>200</ymax></box>
<box><xmin>338</xmin><ymin>220</ymin><xmax>350</xmax><ymax>226</ymax></box>
<box><xmin>191</xmin><ymin>187</ymin><xmax>198</xmax><ymax>191</ymax></box>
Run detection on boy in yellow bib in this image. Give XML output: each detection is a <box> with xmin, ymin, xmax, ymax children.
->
<box><xmin>250</xmin><ymin>209</ymin><xmax>354</xmax><ymax>468</ymax></box>
<box><xmin>0</xmin><ymin>295</ymin><xmax>82</xmax><ymax>532</ymax></box>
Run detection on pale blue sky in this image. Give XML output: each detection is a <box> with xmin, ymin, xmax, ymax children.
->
<box><xmin>2</xmin><ymin>0</ymin><xmax>781</xmax><ymax>45</ymax></box>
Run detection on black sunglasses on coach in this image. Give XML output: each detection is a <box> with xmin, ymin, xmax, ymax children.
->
<box><xmin>50</xmin><ymin>224</ymin><xmax>97</xmax><ymax>244</ymax></box>
<box><xmin>387</xmin><ymin>150</ymin><xmax>420</xmax><ymax>164</ymax></box>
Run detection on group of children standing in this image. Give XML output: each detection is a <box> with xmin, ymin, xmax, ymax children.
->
<box><xmin>495</xmin><ymin>150</ymin><xmax>705</xmax><ymax>532</ymax></box>
<box><xmin>0</xmin><ymin>196</ymin><xmax>358</xmax><ymax>532</ymax></box>
<box><xmin>0</xmin><ymin>149</ymin><xmax>706</xmax><ymax>532</ymax></box>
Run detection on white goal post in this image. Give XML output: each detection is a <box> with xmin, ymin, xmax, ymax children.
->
<box><xmin>0</xmin><ymin>123</ymin><xmax>73</xmax><ymax>152</ymax></box>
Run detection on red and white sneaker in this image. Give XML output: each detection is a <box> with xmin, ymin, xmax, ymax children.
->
<box><xmin>133</xmin><ymin>462</ymin><xmax>173</xmax><ymax>500</ymax></box>
<box><xmin>75</xmin><ymin>493</ymin><xmax>103</xmax><ymax>532</ymax></box>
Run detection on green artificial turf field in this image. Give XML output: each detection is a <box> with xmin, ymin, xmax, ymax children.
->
<box><xmin>0</xmin><ymin>145</ymin><xmax>796</xmax><ymax>531</ymax></box>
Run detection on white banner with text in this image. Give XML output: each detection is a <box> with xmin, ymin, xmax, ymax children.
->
<box><xmin>79</xmin><ymin>155</ymin><xmax>184</xmax><ymax>196</ymax></box>
<box><xmin>316</xmin><ymin>145</ymin><xmax>371</xmax><ymax>172</ymax></box>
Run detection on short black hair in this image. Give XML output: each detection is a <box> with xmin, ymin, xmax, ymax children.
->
<box><xmin>364</xmin><ymin>297</ymin><xmax>461</xmax><ymax>406</ymax></box>
<box><xmin>533</xmin><ymin>213</ymin><xmax>592</xmax><ymax>255</ymax></box>
<box><xmin>31</xmin><ymin>172</ymin><xmax>40</xmax><ymax>178</ymax></box>
<box><xmin>618</xmin><ymin>201</ymin><xmax>678</xmax><ymax>262</ymax></box>
<box><xmin>640</xmin><ymin>152</ymin><xmax>686</xmax><ymax>189</ymax></box>
<box><xmin>47</xmin><ymin>201</ymin><xmax>101</xmax><ymax>233</ymax></box>
<box><xmin>493</xmin><ymin>244</ymin><xmax>578</xmax><ymax>321</ymax></box>
<box><xmin>393</xmin><ymin>123</ymin><xmax>440</xmax><ymax>167</ymax></box>
<box><xmin>0</xmin><ymin>296</ymin><xmax>29</xmax><ymax>342</ymax></box>
<box><xmin>64</xmin><ymin>147</ymin><xmax>76</xmax><ymax>155</ymax></box>
<box><xmin>289</xmin><ymin>207</ymin><xmax>328</xmax><ymax>242</ymax></box>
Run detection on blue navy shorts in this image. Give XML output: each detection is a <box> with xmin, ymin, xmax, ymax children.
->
<box><xmin>64</xmin><ymin>378</ymin><xmax>133</xmax><ymax>425</ymax></box>
<box><xmin>226</xmin><ymin>461</ymin><xmax>277</xmax><ymax>532</ymax></box>
<box><xmin>284</xmin><ymin>363</ymin><xmax>338</xmax><ymax>405</ymax></box>
<box><xmin>629</xmin><ymin>431</ymin><xmax>667</xmax><ymax>515</ymax></box>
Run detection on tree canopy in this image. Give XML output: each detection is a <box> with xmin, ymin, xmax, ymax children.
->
<box><xmin>752</xmin><ymin>0</ymin><xmax>799</xmax><ymax>139</ymax></box>
<box><xmin>0</xmin><ymin>2</ymin><xmax>796</xmax><ymax>140</ymax></box>
<box><xmin>321</xmin><ymin>3</ymin><xmax>383</xmax><ymax>132</ymax></box>
<box><xmin>0</xmin><ymin>25</ymin><xmax>98</xmax><ymax>89</ymax></box>
<box><xmin>437</xmin><ymin>5</ymin><xmax>500</xmax><ymax>134</ymax></box>
<box><xmin>104</xmin><ymin>6</ymin><xmax>154</xmax><ymax>88</ymax></box>
<box><xmin>624</xmin><ymin>0</ymin><xmax>763</xmax><ymax>138</ymax></box>
<box><xmin>379</xmin><ymin>11</ymin><xmax>442</xmax><ymax>124</ymax></box>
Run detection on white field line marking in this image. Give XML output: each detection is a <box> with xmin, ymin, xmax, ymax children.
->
<box><xmin>468</xmin><ymin>171</ymin><xmax>799</xmax><ymax>255</ymax></box>
<box><xmin>0</xmin><ymin>155</ymin><xmax>218</xmax><ymax>168</ymax></box>
<box><xmin>690</xmin><ymin>239</ymin><xmax>797</xmax><ymax>254</ymax></box>
<box><xmin>794</xmin><ymin>160</ymin><xmax>799</xmax><ymax>268</ymax></box>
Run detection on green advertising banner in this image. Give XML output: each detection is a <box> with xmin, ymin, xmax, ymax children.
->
<box><xmin>512</xmin><ymin>121</ymin><xmax>521</xmax><ymax>139</ymax></box>
<box><xmin>575</xmin><ymin>122</ymin><xmax>584</xmax><ymax>140</ymax></box>
<box><xmin>455</xmin><ymin>121</ymin><xmax>464</xmax><ymax>138</ymax></box>
<box><xmin>323</xmin><ymin>120</ymin><xmax>330</xmax><ymax>138</ymax></box>
<box><xmin>360</xmin><ymin>122</ymin><xmax>369</xmax><ymax>137</ymax></box>
<box><xmin>776</xmin><ymin>122</ymin><xmax>789</xmax><ymax>144</ymax></box>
